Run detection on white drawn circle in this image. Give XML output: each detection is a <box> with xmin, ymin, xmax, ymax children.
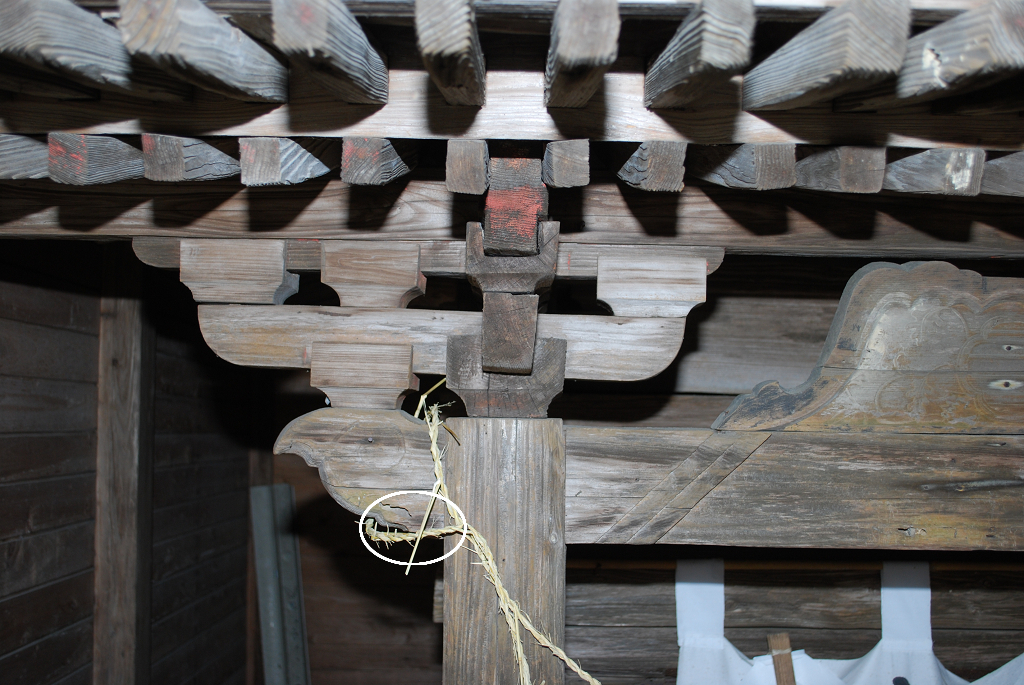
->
<box><xmin>358</xmin><ymin>490</ymin><xmax>468</xmax><ymax>566</ymax></box>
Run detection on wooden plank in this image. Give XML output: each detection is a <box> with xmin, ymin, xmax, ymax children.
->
<box><xmin>240</xmin><ymin>137</ymin><xmax>340</xmax><ymax>186</ymax></box>
<box><xmin>0</xmin><ymin>281</ymin><xmax>99</xmax><ymax>335</ymax></box>
<box><xmin>0</xmin><ymin>134</ymin><xmax>49</xmax><ymax>179</ymax></box>
<box><xmin>151</xmin><ymin>518</ymin><xmax>247</xmax><ymax>581</ymax></box>
<box><xmin>596</xmin><ymin>253</ymin><xmax>706</xmax><ymax>317</ymax></box>
<box><xmin>484</xmin><ymin>158</ymin><xmax>547</xmax><ymax>256</ymax></box>
<box><xmin>196</xmin><ymin>304</ymin><xmax>688</xmax><ymax>382</ymax></box>
<box><xmin>151</xmin><ymin>578</ymin><xmax>245</xmax><ymax>662</ymax></box>
<box><xmin>152</xmin><ymin>490</ymin><xmax>247</xmax><ymax>543</ymax></box>
<box><xmin>150</xmin><ymin>609</ymin><xmax>245</xmax><ymax>685</ymax></box>
<box><xmin>0</xmin><ymin>618</ymin><xmax>92</xmax><ymax>685</ymax></box>
<box><xmin>93</xmin><ymin>249</ymin><xmax>154</xmax><ymax>685</ymax></box>
<box><xmin>481</xmin><ymin>292</ymin><xmax>540</xmax><ymax>374</ymax></box>
<box><xmin>153</xmin><ymin>459</ymin><xmax>249</xmax><ymax>508</ymax></box>
<box><xmin>445</xmin><ymin>139</ymin><xmax>489</xmax><ymax>194</ymax></box>
<box><xmin>617</xmin><ymin>141</ymin><xmax>687</xmax><ymax>192</ymax></box>
<box><xmin>835</xmin><ymin>0</ymin><xmax>1024</xmax><ymax>111</ymax></box>
<box><xmin>981</xmin><ymin>151</ymin><xmax>1024</xmax><ymax>197</ymax></box>
<box><xmin>644</xmin><ymin>0</ymin><xmax>754</xmax><ymax>109</ymax></box>
<box><xmin>48</xmin><ymin>133</ymin><xmax>144</xmax><ymax>185</ymax></box>
<box><xmin>320</xmin><ymin>241</ymin><xmax>425</xmax><ymax>307</ymax></box>
<box><xmin>741</xmin><ymin>0</ymin><xmax>910</xmax><ymax>110</ymax></box>
<box><xmin>444</xmin><ymin>418</ymin><xmax>565</xmax><ymax>685</ymax></box>
<box><xmin>341</xmin><ymin>137</ymin><xmax>416</xmax><ymax>185</ymax></box>
<box><xmin>881</xmin><ymin>147</ymin><xmax>986</xmax><ymax>195</ymax></box>
<box><xmin>0</xmin><ymin>434</ymin><xmax>96</xmax><ymax>484</ymax></box>
<box><xmin>0</xmin><ymin>0</ymin><xmax>190</xmax><ymax>101</ymax></box>
<box><xmin>0</xmin><ymin>570</ymin><xmax>92</xmax><ymax>657</ymax></box>
<box><xmin>793</xmin><ymin>145</ymin><xmax>886</xmax><ymax>193</ymax></box>
<box><xmin>310</xmin><ymin>341</ymin><xmax>418</xmax><ymax>409</ymax></box>
<box><xmin>767</xmin><ymin>633</ymin><xmax>796</xmax><ymax>685</ymax></box>
<box><xmin>151</xmin><ymin>547</ymin><xmax>247</xmax><ymax>621</ymax></box>
<box><xmin>687</xmin><ymin>143</ymin><xmax>796</xmax><ymax>190</ymax></box>
<box><xmin>118</xmin><ymin>0</ymin><xmax>288</xmax><ymax>103</ymax></box>
<box><xmin>0</xmin><ymin>521</ymin><xmax>94</xmax><ymax>599</ymax></box>
<box><xmin>0</xmin><ymin>56</ymin><xmax>100</xmax><ymax>101</ymax></box>
<box><xmin>550</xmin><ymin>393</ymin><xmax>735</xmax><ymax>427</ymax></box>
<box><xmin>0</xmin><ymin>318</ymin><xmax>98</xmax><ymax>382</ymax></box>
<box><xmin>0</xmin><ymin>474</ymin><xmax>95</xmax><ymax>540</ymax></box>
<box><xmin>271</xmin><ymin>0</ymin><xmax>388</xmax><ymax>104</ymax></box>
<box><xmin>142</xmin><ymin>134</ymin><xmax>240</xmax><ymax>182</ymax></box>
<box><xmin>544</xmin><ymin>0</ymin><xmax>619</xmax><ymax>108</ymax></box>
<box><xmin>542</xmin><ymin>139</ymin><xmax>589</xmax><ymax>188</ymax></box>
<box><xmin>0</xmin><ymin>377</ymin><xmax>96</xmax><ymax>434</ymax></box>
<box><xmin>414</xmin><ymin>0</ymin><xmax>486</xmax><ymax>106</ymax></box>
<box><xmin>180</xmin><ymin>238</ymin><xmax>298</xmax><ymax>304</ymax></box>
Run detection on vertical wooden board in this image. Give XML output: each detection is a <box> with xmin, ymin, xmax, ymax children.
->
<box><xmin>617</xmin><ymin>141</ymin><xmax>687</xmax><ymax>192</ymax></box>
<box><xmin>882</xmin><ymin>148</ymin><xmax>986</xmax><ymax>195</ymax></box>
<box><xmin>767</xmin><ymin>632</ymin><xmax>797</xmax><ymax>685</ymax></box>
<box><xmin>446</xmin><ymin>139</ymin><xmax>489</xmax><ymax>194</ymax></box>
<box><xmin>180</xmin><ymin>238</ymin><xmax>299</xmax><ymax>305</ymax></box>
<box><xmin>481</xmin><ymin>292</ymin><xmax>539</xmax><ymax>375</ymax></box>
<box><xmin>444</xmin><ymin>418</ymin><xmax>565</xmax><ymax>685</ymax></box>
<box><xmin>48</xmin><ymin>133</ymin><xmax>145</xmax><ymax>185</ymax></box>
<box><xmin>543</xmin><ymin>139</ymin><xmax>589</xmax><ymax>188</ymax></box>
<box><xmin>0</xmin><ymin>134</ymin><xmax>49</xmax><ymax>179</ymax></box>
<box><xmin>414</xmin><ymin>0</ymin><xmax>486</xmax><ymax>106</ymax></box>
<box><xmin>544</xmin><ymin>0</ymin><xmax>620</xmax><ymax>108</ymax></box>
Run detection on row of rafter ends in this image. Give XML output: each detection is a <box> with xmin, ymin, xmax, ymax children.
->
<box><xmin>4</xmin><ymin>0</ymin><xmax>1024</xmax><ymax>112</ymax></box>
<box><xmin>4</xmin><ymin>133</ymin><xmax>1024</xmax><ymax>198</ymax></box>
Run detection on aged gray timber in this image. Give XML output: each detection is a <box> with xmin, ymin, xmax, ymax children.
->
<box><xmin>444</xmin><ymin>418</ymin><xmax>565</xmax><ymax>685</ymax></box>
<box><xmin>341</xmin><ymin>137</ymin><xmax>416</xmax><ymax>185</ymax></box>
<box><xmin>617</xmin><ymin>141</ymin><xmax>687</xmax><ymax>192</ymax></box>
<box><xmin>414</xmin><ymin>0</ymin><xmax>486</xmax><ymax>105</ymax></box>
<box><xmin>142</xmin><ymin>134</ymin><xmax>240</xmax><ymax>182</ymax></box>
<box><xmin>446</xmin><ymin>139</ymin><xmax>489</xmax><ymax>193</ymax></box>
<box><xmin>48</xmin><ymin>133</ymin><xmax>145</xmax><ymax>185</ymax></box>
<box><xmin>544</xmin><ymin>0</ymin><xmax>619</xmax><ymax>108</ymax></box>
<box><xmin>644</xmin><ymin>0</ymin><xmax>754</xmax><ymax>109</ymax></box>
<box><xmin>835</xmin><ymin>0</ymin><xmax>1024</xmax><ymax>111</ymax></box>
<box><xmin>0</xmin><ymin>134</ymin><xmax>48</xmax><ymax>179</ymax></box>
<box><xmin>742</xmin><ymin>0</ymin><xmax>910</xmax><ymax>111</ymax></box>
<box><xmin>882</xmin><ymin>148</ymin><xmax>985</xmax><ymax>195</ymax></box>
<box><xmin>542</xmin><ymin>139</ymin><xmax>589</xmax><ymax>187</ymax></box>
<box><xmin>271</xmin><ymin>0</ymin><xmax>388</xmax><ymax>104</ymax></box>
<box><xmin>794</xmin><ymin>146</ymin><xmax>886</xmax><ymax>193</ymax></box>
<box><xmin>118</xmin><ymin>0</ymin><xmax>289</xmax><ymax>103</ymax></box>
<box><xmin>980</xmin><ymin>151</ymin><xmax>1024</xmax><ymax>197</ymax></box>
<box><xmin>240</xmin><ymin>137</ymin><xmax>340</xmax><ymax>186</ymax></box>
<box><xmin>0</xmin><ymin>0</ymin><xmax>190</xmax><ymax>101</ymax></box>
<box><xmin>686</xmin><ymin>143</ymin><xmax>796</xmax><ymax>190</ymax></box>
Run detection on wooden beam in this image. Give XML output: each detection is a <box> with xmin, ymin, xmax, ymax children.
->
<box><xmin>542</xmin><ymin>139</ymin><xmax>589</xmax><ymax>188</ymax></box>
<box><xmin>742</xmin><ymin>0</ymin><xmax>910</xmax><ymax>111</ymax></box>
<box><xmin>644</xmin><ymin>0</ymin><xmax>754</xmax><ymax>109</ymax></box>
<box><xmin>446</xmin><ymin>139</ymin><xmax>489</xmax><ymax>194</ymax></box>
<box><xmin>596</xmin><ymin>254</ymin><xmax>707</xmax><ymax>317</ymax></box>
<box><xmin>686</xmin><ymin>143</ymin><xmax>796</xmax><ymax>190</ymax></box>
<box><xmin>118</xmin><ymin>0</ymin><xmax>289</xmax><ymax>103</ymax></box>
<box><xmin>481</xmin><ymin>292</ymin><xmax>540</xmax><ymax>374</ymax></box>
<box><xmin>981</xmin><ymin>151</ymin><xmax>1024</xmax><ymax>197</ymax></box>
<box><xmin>0</xmin><ymin>0</ymin><xmax>190</xmax><ymax>101</ymax></box>
<box><xmin>48</xmin><ymin>133</ymin><xmax>145</xmax><ymax>185</ymax></box>
<box><xmin>484</xmin><ymin>158</ymin><xmax>548</xmax><ymax>256</ymax></box>
<box><xmin>341</xmin><ymin>137</ymin><xmax>416</xmax><ymax>185</ymax></box>
<box><xmin>93</xmin><ymin>246</ymin><xmax>154</xmax><ymax>685</ymax></box>
<box><xmin>0</xmin><ymin>56</ymin><xmax>100</xmax><ymax>100</ymax></box>
<box><xmin>544</xmin><ymin>0</ymin><xmax>619</xmax><ymax>108</ymax></box>
<box><xmin>617</xmin><ymin>141</ymin><xmax>687</xmax><ymax>192</ymax></box>
<box><xmin>309</xmin><ymin>342</ymin><xmax>417</xmax><ymax>409</ymax></box>
<box><xmin>179</xmin><ymin>238</ymin><xmax>299</xmax><ymax>304</ymax></box>
<box><xmin>444</xmin><ymin>418</ymin><xmax>565</xmax><ymax>685</ymax></box>
<box><xmin>794</xmin><ymin>146</ymin><xmax>886</xmax><ymax>194</ymax></box>
<box><xmin>271</xmin><ymin>0</ymin><xmax>388</xmax><ymax>104</ymax></box>
<box><xmin>141</xmin><ymin>134</ymin><xmax>240</xmax><ymax>182</ymax></box>
<box><xmin>320</xmin><ymin>241</ymin><xmax>425</xmax><ymax>307</ymax></box>
<box><xmin>0</xmin><ymin>134</ymin><xmax>48</xmax><ymax>179</ymax></box>
<box><xmin>834</xmin><ymin>0</ymin><xmax>1024</xmax><ymax>112</ymax></box>
<box><xmin>239</xmin><ymin>137</ymin><xmax>340</xmax><ymax>186</ymax></box>
<box><xmin>881</xmin><ymin>148</ymin><xmax>986</xmax><ymax>196</ymax></box>
<box><xmin>414</xmin><ymin>0</ymin><xmax>486</xmax><ymax>106</ymax></box>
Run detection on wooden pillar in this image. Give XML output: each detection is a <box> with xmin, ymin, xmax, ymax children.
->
<box><xmin>93</xmin><ymin>247</ymin><xmax>155</xmax><ymax>685</ymax></box>
<box><xmin>443</xmin><ymin>418</ymin><xmax>566</xmax><ymax>685</ymax></box>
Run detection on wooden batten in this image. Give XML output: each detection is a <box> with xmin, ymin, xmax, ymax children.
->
<box><xmin>686</xmin><ymin>143</ymin><xmax>796</xmax><ymax>190</ymax></box>
<box><xmin>415</xmin><ymin>0</ymin><xmax>486</xmax><ymax>106</ymax></box>
<box><xmin>980</xmin><ymin>151</ymin><xmax>1024</xmax><ymax>197</ymax></box>
<box><xmin>0</xmin><ymin>134</ymin><xmax>49</xmax><ymax>179</ymax></box>
<box><xmin>271</xmin><ymin>0</ymin><xmax>388</xmax><ymax>104</ymax></box>
<box><xmin>742</xmin><ymin>0</ymin><xmax>910</xmax><ymax>111</ymax></box>
<box><xmin>239</xmin><ymin>137</ymin><xmax>341</xmax><ymax>186</ymax></box>
<box><xmin>320</xmin><ymin>241</ymin><xmax>426</xmax><ymax>307</ymax></box>
<box><xmin>794</xmin><ymin>146</ymin><xmax>886</xmax><ymax>193</ymax></box>
<box><xmin>544</xmin><ymin>0</ymin><xmax>620</xmax><ymax>108</ymax></box>
<box><xmin>881</xmin><ymin>148</ymin><xmax>986</xmax><ymax>196</ymax></box>
<box><xmin>48</xmin><ymin>133</ymin><xmax>145</xmax><ymax>185</ymax></box>
<box><xmin>341</xmin><ymin>137</ymin><xmax>416</xmax><ymax>185</ymax></box>
<box><xmin>0</xmin><ymin>0</ymin><xmax>190</xmax><ymax>102</ymax></box>
<box><xmin>445</xmin><ymin>139</ymin><xmax>489</xmax><ymax>194</ymax></box>
<box><xmin>141</xmin><ymin>134</ymin><xmax>240</xmax><ymax>182</ymax></box>
<box><xmin>179</xmin><ymin>239</ymin><xmax>299</xmax><ymax>304</ymax></box>
<box><xmin>118</xmin><ymin>0</ymin><xmax>289</xmax><ymax>103</ymax></box>
<box><xmin>617</xmin><ymin>141</ymin><xmax>688</xmax><ymax>192</ymax></box>
<box><xmin>644</xmin><ymin>0</ymin><xmax>754</xmax><ymax>109</ymax></box>
<box><xmin>542</xmin><ymin>139</ymin><xmax>589</xmax><ymax>187</ymax></box>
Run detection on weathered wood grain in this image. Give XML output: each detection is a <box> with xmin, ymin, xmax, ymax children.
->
<box><xmin>714</xmin><ymin>262</ymin><xmax>1024</xmax><ymax>433</ymax></box>
<box><xmin>0</xmin><ymin>475</ymin><xmax>95</xmax><ymax>540</ymax></box>
<box><xmin>0</xmin><ymin>318</ymin><xmax>97</xmax><ymax>382</ymax></box>
<box><xmin>686</xmin><ymin>143</ymin><xmax>796</xmax><ymax>190</ymax></box>
<box><xmin>0</xmin><ymin>570</ymin><xmax>92</xmax><ymax>658</ymax></box>
<box><xmin>0</xmin><ymin>134</ymin><xmax>49</xmax><ymax>179</ymax></box>
<box><xmin>645</xmin><ymin>0</ymin><xmax>754</xmax><ymax>109</ymax></box>
<box><xmin>0</xmin><ymin>521</ymin><xmax>93</xmax><ymax>598</ymax></box>
<box><xmin>341</xmin><ymin>137</ymin><xmax>416</xmax><ymax>185</ymax></box>
<box><xmin>0</xmin><ymin>0</ymin><xmax>190</xmax><ymax>101</ymax></box>
<box><xmin>0</xmin><ymin>376</ymin><xmax>96</xmax><ymax>434</ymax></box>
<box><xmin>240</xmin><ymin>137</ymin><xmax>340</xmax><ymax>186</ymax></box>
<box><xmin>310</xmin><ymin>342</ymin><xmax>418</xmax><ymax>409</ymax></box>
<box><xmin>0</xmin><ymin>618</ymin><xmax>92</xmax><ymax>685</ymax></box>
<box><xmin>443</xmin><ymin>418</ymin><xmax>565</xmax><ymax>685</ymax></box>
<box><xmin>981</xmin><ymin>151</ymin><xmax>1024</xmax><ymax>197</ymax></box>
<box><xmin>271</xmin><ymin>0</ymin><xmax>388</xmax><ymax>104</ymax></box>
<box><xmin>793</xmin><ymin>145</ymin><xmax>886</xmax><ymax>193</ymax></box>
<box><xmin>179</xmin><ymin>238</ymin><xmax>299</xmax><ymax>304</ymax></box>
<box><xmin>0</xmin><ymin>434</ymin><xmax>96</xmax><ymax>484</ymax></box>
<box><xmin>480</xmin><ymin>292</ymin><xmax>540</xmax><ymax>374</ymax></box>
<box><xmin>596</xmin><ymin>253</ymin><xmax>706</xmax><ymax>317</ymax></box>
<box><xmin>467</xmin><ymin>221</ymin><xmax>558</xmax><ymax>294</ymax></box>
<box><xmin>484</xmin><ymin>158</ymin><xmax>547</xmax><ymax>256</ymax></box>
<box><xmin>881</xmin><ymin>147</ymin><xmax>986</xmax><ymax>195</ymax></box>
<box><xmin>448</xmin><ymin>335</ymin><xmax>566</xmax><ymax>416</ymax></box>
<box><xmin>321</xmin><ymin>241</ymin><xmax>425</xmax><ymax>307</ymax></box>
<box><xmin>118</xmin><ymin>0</ymin><xmax>289</xmax><ymax>102</ymax></box>
<box><xmin>544</xmin><ymin>0</ymin><xmax>619</xmax><ymax>108</ymax></box>
<box><xmin>835</xmin><ymin>0</ymin><xmax>1024</xmax><ymax>111</ymax></box>
<box><xmin>542</xmin><ymin>139</ymin><xmax>589</xmax><ymax>187</ymax></box>
<box><xmin>414</xmin><ymin>0</ymin><xmax>485</xmax><ymax>106</ymax></box>
<box><xmin>445</xmin><ymin>139</ymin><xmax>489</xmax><ymax>194</ymax></box>
<box><xmin>617</xmin><ymin>141</ymin><xmax>687</xmax><ymax>192</ymax></box>
<box><xmin>767</xmin><ymin>633</ymin><xmax>796</xmax><ymax>685</ymax></box>
<box><xmin>142</xmin><ymin>134</ymin><xmax>240</xmax><ymax>182</ymax></box>
<box><xmin>0</xmin><ymin>280</ymin><xmax>98</xmax><ymax>335</ymax></box>
<box><xmin>48</xmin><ymin>133</ymin><xmax>145</xmax><ymax>185</ymax></box>
<box><xmin>741</xmin><ymin>0</ymin><xmax>910</xmax><ymax>111</ymax></box>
